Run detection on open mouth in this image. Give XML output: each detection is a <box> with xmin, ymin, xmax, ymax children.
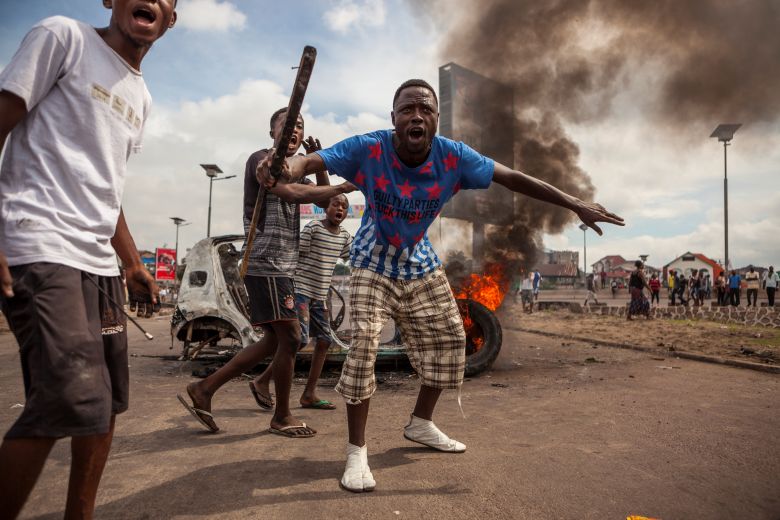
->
<box><xmin>408</xmin><ymin>127</ymin><xmax>425</xmax><ymax>141</ymax></box>
<box><xmin>133</xmin><ymin>6</ymin><xmax>157</xmax><ymax>25</ymax></box>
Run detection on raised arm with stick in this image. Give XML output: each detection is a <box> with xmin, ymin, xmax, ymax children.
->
<box><xmin>240</xmin><ymin>45</ymin><xmax>317</xmax><ymax>278</ymax></box>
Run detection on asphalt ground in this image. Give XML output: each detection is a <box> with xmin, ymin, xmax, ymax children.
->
<box><xmin>0</xmin><ymin>315</ymin><xmax>778</xmax><ymax>519</ymax></box>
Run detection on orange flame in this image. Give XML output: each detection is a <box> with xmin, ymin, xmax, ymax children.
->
<box><xmin>454</xmin><ymin>264</ymin><xmax>508</xmax><ymax>354</ymax></box>
<box><xmin>453</xmin><ymin>263</ymin><xmax>508</xmax><ymax>311</ymax></box>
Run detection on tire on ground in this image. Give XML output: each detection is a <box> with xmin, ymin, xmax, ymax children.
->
<box><xmin>460</xmin><ymin>299</ymin><xmax>503</xmax><ymax>377</ymax></box>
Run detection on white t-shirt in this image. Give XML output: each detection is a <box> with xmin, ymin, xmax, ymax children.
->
<box><xmin>745</xmin><ymin>271</ymin><xmax>760</xmax><ymax>290</ymax></box>
<box><xmin>0</xmin><ymin>16</ymin><xmax>151</xmax><ymax>276</ymax></box>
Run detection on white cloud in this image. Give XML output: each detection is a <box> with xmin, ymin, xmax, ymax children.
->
<box><xmin>176</xmin><ymin>0</ymin><xmax>246</xmax><ymax>32</ymax></box>
<box><xmin>323</xmin><ymin>0</ymin><xmax>386</xmax><ymax>34</ymax></box>
<box><xmin>122</xmin><ymin>79</ymin><xmax>381</xmax><ymax>255</ymax></box>
<box><xmin>558</xmin><ymin>106</ymin><xmax>780</xmax><ymax>268</ymax></box>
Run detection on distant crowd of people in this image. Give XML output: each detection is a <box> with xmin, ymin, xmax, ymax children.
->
<box><xmin>667</xmin><ymin>265</ymin><xmax>777</xmax><ymax>308</ymax></box>
<box><xmin>516</xmin><ymin>264</ymin><xmax>778</xmax><ymax>314</ymax></box>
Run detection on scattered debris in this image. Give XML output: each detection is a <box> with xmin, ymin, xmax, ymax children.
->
<box><xmin>584</xmin><ymin>357</ymin><xmax>604</xmax><ymax>364</ymax></box>
<box><xmin>491</xmin><ymin>383</ymin><xmax>509</xmax><ymax>388</ymax></box>
<box><xmin>10</xmin><ymin>403</ymin><xmax>24</xmax><ymax>409</ymax></box>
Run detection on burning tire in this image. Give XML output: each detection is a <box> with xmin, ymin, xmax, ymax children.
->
<box><xmin>458</xmin><ymin>298</ymin><xmax>502</xmax><ymax>376</ymax></box>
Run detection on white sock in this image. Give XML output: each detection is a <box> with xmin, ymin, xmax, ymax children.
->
<box><xmin>341</xmin><ymin>443</ymin><xmax>375</xmax><ymax>492</ymax></box>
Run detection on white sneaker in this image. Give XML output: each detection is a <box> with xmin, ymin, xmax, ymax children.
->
<box><xmin>403</xmin><ymin>414</ymin><xmax>466</xmax><ymax>453</ymax></box>
<box><xmin>340</xmin><ymin>443</ymin><xmax>376</xmax><ymax>493</ymax></box>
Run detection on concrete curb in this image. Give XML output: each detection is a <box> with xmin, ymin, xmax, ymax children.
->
<box><xmin>505</xmin><ymin>326</ymin><xmax>780</xmax><ymax>375</ymax></box>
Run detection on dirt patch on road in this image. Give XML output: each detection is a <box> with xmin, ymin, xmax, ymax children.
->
<box><xmin>499</xmin><ymin>303</ymin><xmax>780</xmax><ymax>365</ymax></box>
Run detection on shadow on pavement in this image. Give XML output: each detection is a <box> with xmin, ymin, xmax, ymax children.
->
<box><xmin>32</xmin><ymin>450</ymin><xmax>467</xmax><ymax>519</ymax></box>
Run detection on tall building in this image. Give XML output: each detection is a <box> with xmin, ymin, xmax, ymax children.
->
<box><xmin>438</xmin><ymin>62</ymin><xmax>516</xmax><ymax>267</ymax></box>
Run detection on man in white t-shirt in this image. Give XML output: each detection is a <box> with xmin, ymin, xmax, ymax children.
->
<box><xmin>745</xmin><ymin>266</ymin><xmax>760</xmax><ymax>307</ymax></box>
<box><xmin>764</xmin><ymin>266</ymin><xmax>778</xmax><ymax>307</ymax></box>
<box><xmin>0</xmin><ymin>2</ymin><xmax>177</xmax><ymax>518</ymax></box>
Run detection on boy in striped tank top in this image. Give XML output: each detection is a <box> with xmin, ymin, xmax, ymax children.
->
<box><xmin>292</xmin><ymin>194</ymin><xmax>352</xmax><ymax>409</ymax></box>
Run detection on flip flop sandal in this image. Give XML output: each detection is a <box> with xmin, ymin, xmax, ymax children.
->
<box><xmin>268</xmin><ymin>423</ymin><xmax>316</xmax><ymax>438</ymax></box>
<box><xmin>301</xmin><ymin>399</ymin><xmax>336</xmax><ymax>410</ymax></box>
<box><xmin>177</xmin><ymin>393</ymin><xmax>219</xmax><ymax>432</ymax></box>
<box><xmin>249</xmin><ymin>382</ymin><xmax>274</xmax><ymax>410</ymax></box>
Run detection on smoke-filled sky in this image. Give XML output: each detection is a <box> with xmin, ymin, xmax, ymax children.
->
<box><xmin>431</xmin><ymin>0</ymin><xmax>780</xmax><ymax>269</ymax></box>
<box><xmin>1</xmin><ymin>0</ymin><xmax>778</xmax><ymax>269</ymax></box>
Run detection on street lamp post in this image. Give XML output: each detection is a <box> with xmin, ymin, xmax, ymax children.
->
<box><xmin>170</xmin><ymin>217</ymin><xmax>190</xmax><ymax>290</ymax></box>
<box><xmin>579</xmin><ymin>223</ymin><xmax>588</xmax><ymax>280</ymax></box>
<box><xmin>200</xmin><ymin>164</ymin><xmax>236</xmax><ymax>237</ymax></box>
<box><xmin>709</xmin><ymin>124</ymin><xmax>741</xmax><ymax>272</ymax></box>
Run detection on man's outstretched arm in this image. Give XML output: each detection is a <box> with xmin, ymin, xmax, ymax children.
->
<box><xmin>256</xmin><ymin>150</ymin><xmax>351</xmax><ymax>204</ymax></box>
<box><xmin>491</xmin><ymin>162</ymin><xmax>624</xmax><ymax>235</ymax></box>
<box><xmin>269</xmin><ymin>181</ymin><xmax>356</xmax><ymax>205</ymax></box>
<box><xmin>257</xmin><ymin>149</ymin><xmax>329</xmax><ymax>187</ymax></box>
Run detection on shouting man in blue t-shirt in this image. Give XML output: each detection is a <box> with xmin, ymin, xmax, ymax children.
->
<box><xmin>257</xmin><ymin>79</ymin><xmax>624</xmax><ymax>493</ymax></box>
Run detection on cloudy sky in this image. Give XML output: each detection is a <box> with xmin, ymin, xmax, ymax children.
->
<box><xmin>1</xmin><ymin>0</ymin><xmax>778</xmax><ymax>270</ymax></box>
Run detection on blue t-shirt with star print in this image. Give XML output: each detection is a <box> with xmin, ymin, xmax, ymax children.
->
<box><xmin>316</xmin><ymin>129</ymin><xmax>494</xmax><ymax>279</ymax></box>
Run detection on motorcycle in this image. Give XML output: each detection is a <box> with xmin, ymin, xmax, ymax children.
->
<box><xmin>171</xmin><ymin>235</ymin><xmax>502</xmax><ymax>376</ymax></box>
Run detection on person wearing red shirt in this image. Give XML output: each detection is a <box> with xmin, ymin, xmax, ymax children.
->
<box><xmin>648</xmin><ymin>273</ymin><xmax>661</xmax><ymax>306</ymax></box>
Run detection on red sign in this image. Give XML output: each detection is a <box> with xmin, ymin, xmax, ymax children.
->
<box><xmin>155</xmin><ymin>248</ymin><xmax>176</xmax><ymax>281</ymax></box>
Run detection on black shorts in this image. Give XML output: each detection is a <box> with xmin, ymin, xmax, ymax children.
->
<box><xmin>2</xmin><ymin>263</ymin><xmax>129</xmax><ymax>439</ymax></box>
<box><xmin>244</xmin><ymin>275</ymin><xmax>298</xmax><ymax>325</ymax></box>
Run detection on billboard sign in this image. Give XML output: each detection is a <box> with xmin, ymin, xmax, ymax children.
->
<box><xmin>141</xmin><ymin>255</ymin><xmax>155</xmax><ymax>276</ymax></box>
<box><xmin>155</xmin><ymin>248</ymin><xmax>177</xmax><ymax>281</ymax></box>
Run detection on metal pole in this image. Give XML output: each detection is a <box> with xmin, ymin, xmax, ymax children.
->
<box><xmin>174</xmin><ymin>222</ymin><xmax>180</xmax><ymax>284</ymax></box>
<box><xmin>583</xmin><ymin>228</ymin><xmax>587</xmax><ymax>279</ymax></box>
<box><xmin>723</xmin><ymin>141</ymin><xmax>728</xmax><ymax>272</ymax></box>
<box><xmin>207</xmin><ymin>176</ymin><xmax>213</xmax><ymax>238</ymax></box>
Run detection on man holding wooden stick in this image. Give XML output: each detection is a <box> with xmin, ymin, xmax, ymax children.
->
<box><xmin>178</xmin><ymin>108</ymin><xmax>355</xmax><ymax>437</ymax></box>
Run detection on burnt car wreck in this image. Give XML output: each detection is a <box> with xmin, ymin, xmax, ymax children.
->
<box><xmin>171</xmin><ymin>235</ymin><xmax>502</xmax><ymax>376</ymax></box>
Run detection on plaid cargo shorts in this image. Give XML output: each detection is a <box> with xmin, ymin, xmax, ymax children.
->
<box><xmin>335</xmin><ymin>266</ymin><xmax>466</xmax><ymax>402</ymax></box>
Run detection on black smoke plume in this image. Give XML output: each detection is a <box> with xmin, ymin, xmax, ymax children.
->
<box><xmin>433</xmin><ymin>0</ymin><xmax>780</xmax><ymax>270</ymax></box>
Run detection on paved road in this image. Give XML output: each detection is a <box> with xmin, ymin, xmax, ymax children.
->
<box><xmin>0</xmin><ymin>317</ymin><xmax>778</xmax><ymax>519</ymax></box>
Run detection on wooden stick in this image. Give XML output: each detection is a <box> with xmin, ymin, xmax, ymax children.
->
<box><xmin>240</xmin><ymin>46</ymin><xmax>317</xmax><ymax>278</ymax></box>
